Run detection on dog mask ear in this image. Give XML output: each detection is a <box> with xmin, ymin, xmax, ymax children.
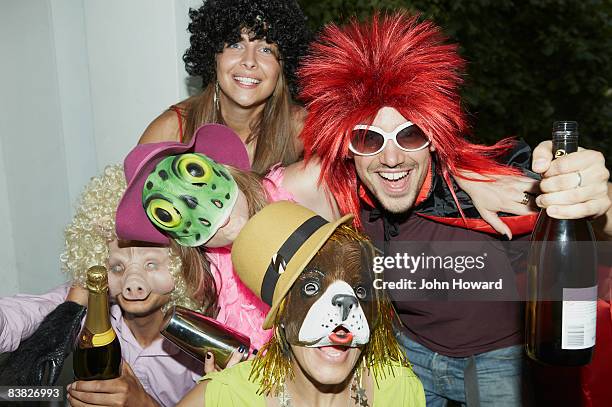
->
<box><xmin>279</xmin><ymin>239</ymin><xmax>376</xmax><ymax>347</ymax></box>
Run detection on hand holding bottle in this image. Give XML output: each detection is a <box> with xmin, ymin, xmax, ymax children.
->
<box><xmin>66</xmin><ymin>285</ymin><xmax>89</xmax><ymax>307</ymax></box>
<box><xmin>67</xmin><ymin>361</ymin><xmax>160</xmax><ymax>407</ymax></box>
<box><xmin>531</xmin><ymin>139</ymin><xmax>610</xmax><ymax>220</ymax></box>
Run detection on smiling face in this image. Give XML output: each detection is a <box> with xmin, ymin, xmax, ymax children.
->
<box><xmin>107</xmin><ymin>240</ymin><xmax>174</xmax><ymax>317</ymax></box>
<box><xmin>143</xmin><ymin>153</ymin><xmax>238</xmax><ymax>247</ymax></box>
<box><xmin>216</xmin><ymin>31</ymin><xmax>281</xmax><ymax>110</ymax></box>
<box><xmin>353</xmin><ymin>107</ymin><xmax>434</xmax><ymax>213</ymax></box>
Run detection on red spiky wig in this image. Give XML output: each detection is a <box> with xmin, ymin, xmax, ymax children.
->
<box><xmin>299</xmin><ymin>12</ymin><xmax>520</xmax><ymax>228</ymax></box>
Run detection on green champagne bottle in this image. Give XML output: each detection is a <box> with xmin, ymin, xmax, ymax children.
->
<box><xmin>526</xmin><ymin>121</ymin><xmax>597</xmax><ymax>366</ymax></box>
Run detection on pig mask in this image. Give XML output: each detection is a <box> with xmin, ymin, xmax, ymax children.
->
<box><xmin>106</xmin><ymin>240</ymin><xmax>175</xmax><ymax>303</ymax></box>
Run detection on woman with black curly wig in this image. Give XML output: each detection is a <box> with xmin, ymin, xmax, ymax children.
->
<box><xmin>139</xmin><ymin>0</ymin><xmax>310</xmax><ymax>174</ymax></box>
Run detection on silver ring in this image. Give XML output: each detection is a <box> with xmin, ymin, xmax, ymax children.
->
<box><xmin>521</xmin><ymin>192</ymin><xmax>530</xmax><ymax>205</ymax></box>
<box><xmin>576</xmin><ymin>171</ymin><xmax>583</xmax><ymax>188</ymax></box>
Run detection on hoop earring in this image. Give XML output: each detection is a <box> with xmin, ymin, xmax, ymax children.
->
<box><xmin>213</xmin><ymin>81</ymin><xmax>220</xmax><ymax>114</ymax></box>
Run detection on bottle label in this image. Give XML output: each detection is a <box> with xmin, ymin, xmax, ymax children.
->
<box><xmin>561</xmin><ymin>286</ymin><xmax>597</xmax><ymax>350</ymax></box>
<box><xmin>92</xmin><ymin>327</ymin><xmax>117</xmax><ymax>347</ymax></box>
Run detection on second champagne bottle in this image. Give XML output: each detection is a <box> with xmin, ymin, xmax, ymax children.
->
<box><xmin>526</xmin><ymin>121</ymin><xmax>598</xmax><ymax>366</ymax></box>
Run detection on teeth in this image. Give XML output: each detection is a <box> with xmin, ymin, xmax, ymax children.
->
<box><xmin>379</xmin><ymin>171</ymin><xmax>408</xmax><ymax>181</ymax></box>
<box><xmin>234</xmin><ymin>76</ymin><xmax>261</xmax><ymax>85</ymax></box>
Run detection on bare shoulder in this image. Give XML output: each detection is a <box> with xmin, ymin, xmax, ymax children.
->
<box><xmin>176</xmin><ymin>380</ymin><xmax>208</xmax><ymax>407</ymax></box>
<box><xmin>283</xmin><ymin>157</ymin><xmax>321</xmax><ymax>188</ymax></box>
<box><xmin>139</xmin><ymin>98</ymin><xmax>192</xmax><ymax>144</ymax></box>
<box><xmin>283</xmin><ymin>157</ymin><xmax>339</xmax><ymax>220</ymax></box>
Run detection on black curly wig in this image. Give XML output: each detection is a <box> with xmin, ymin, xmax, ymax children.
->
<box><xmin>184</xmin><ymin>0</ymin><xmax>311</xmax><ymax>98</ymax></box>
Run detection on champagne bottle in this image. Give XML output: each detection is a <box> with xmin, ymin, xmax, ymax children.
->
<box><xmin>526</xmin><ymin>121</ymin><xmax>598</xmax><ymax>366</ymax></box>
<box><xmin>73</xmin><ymin>266</ymin><xmax>122</xmax><ymax>380</ymax></box>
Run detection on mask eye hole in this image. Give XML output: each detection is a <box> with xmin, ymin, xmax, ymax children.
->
<box><xmin>147</xmin><ymin>199</ymin><xmax>181</xmax><ymax>229</ymax></box>
<box><xmin>145</xmin><ymin>262</ymin><xmax>158</xmax><ymax>271</ymax></box>
<box><xmin>176</xmin><ymin>154</ymin><xmax>213</xmax><ymax>184</ymax></box>
<box><xmin>302</xmin><ymin>281</ymin><xmax>320</xmax><ymax>297</ymax></box>
<box><xmin>109</xmin><ymin>264</ymin><xmax>124</xmax><ymax>274</ymax></box>
<box><xmin>355</xmin><ymin>285</ymin><xmax>367</xmax><ymax>300</ymax></box>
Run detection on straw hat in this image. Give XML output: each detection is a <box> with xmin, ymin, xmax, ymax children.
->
<box><xmin>231</xmin><ymin>201</ymin><xmax>354</xmax><ymax>329</ymax></box>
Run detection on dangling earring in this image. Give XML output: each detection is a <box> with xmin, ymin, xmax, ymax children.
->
<box><xmin>213</xmin><ymin>81</ymin><xmax>220</xmax><ymax>116</ymax></box>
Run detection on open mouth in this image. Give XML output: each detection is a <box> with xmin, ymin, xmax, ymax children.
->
<box><xmin>328</xmin><ymin>325</ymin><xmax>354</xmax><ymax>345</ymax></box>
<box><xmin>377</xmin><ymin>169</ymin><xmax>412</xmax><ymax>193</ymax></box>
<box><xmin>316</xmin><ymin>344</ymin><xmax>351</xmax><ymax>362</ymax></box>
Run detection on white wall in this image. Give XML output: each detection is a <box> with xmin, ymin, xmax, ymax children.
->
<box><xmin>0</xmin><ymin>0</ymin><xmax>198</xmax><ymax>296</ymax></box>
<box><xmin>0</xmin><ymin>140</ymin><xmax>18</xmax><ymax>296</ymax></box>
<box><xmin>84</xmin><ymin>0</ymin><xmax>181</xmax><ymax>168</ymax></box>
<box><xmin>0</xmin><ymin>0</ymin><xmax>72</xmax><ymax>295</ymax></box>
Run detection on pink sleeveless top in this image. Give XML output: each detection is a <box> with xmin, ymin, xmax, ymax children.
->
<box><xmin>204</xmin><ymin>165</ymin><xmax>296</xmax><ymax>350</ymax></box>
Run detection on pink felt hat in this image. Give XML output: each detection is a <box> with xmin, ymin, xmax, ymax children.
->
<box><xmin>116</xmin><ymin>124</ymin><xmax>251</xmax><ymax>244</ymax></box>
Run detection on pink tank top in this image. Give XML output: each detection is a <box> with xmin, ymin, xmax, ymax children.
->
<box><xmin>205</xmin><ymin>164</ymin><xmax>296</xmax><ymax>350</ymax></box>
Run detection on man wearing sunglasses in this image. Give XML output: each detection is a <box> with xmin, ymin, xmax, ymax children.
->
<box><xmin>349</xmin><ymin>115</ymin><xmax>433</xmax><ymax>215</ymax></box>
<box><xmin>298</xmin><ymin>12</ymin><xmax>612</xmax><ymax>407</ymax></box>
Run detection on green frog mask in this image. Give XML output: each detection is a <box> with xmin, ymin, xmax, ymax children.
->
<box><xmin>143</xmin><ymin>153</ymin><xmax>238</xmax><ymax>247</ymax></box>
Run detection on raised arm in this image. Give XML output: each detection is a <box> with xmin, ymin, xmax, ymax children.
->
<box><xmin>454</xmin><ymin>141</ymin><xmax>611</xmax><ymax>239</ymax></box>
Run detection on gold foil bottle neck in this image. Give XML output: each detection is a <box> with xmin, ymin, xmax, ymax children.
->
<box><xmin>86</xmin><ymin>266</ymin><xmax>109</xmax><ymax>293</ymax></box>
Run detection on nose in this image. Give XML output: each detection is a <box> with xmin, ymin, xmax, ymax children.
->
<box><xmin>332</xmin><ymin>294</ymin><xmax>359</xmax><ymax>321</ymax></box>
<box><xmin>122</xmin><ymin>267</ymin><xmax>151</xmax><ymax>300</ymax></box>
<box><xmin>122</xmin><ymin>278</ymin><xmax>149</xmax><ymax>300</ymax></box>
<box><xmin>240</xmin><ymin>44</ymin><xmax>257</xmax><ymax>69</ymax></box>
<box><xmin>378</xmin><ymin>141</ymin><xmax>405</xmax><ymax>168</ymax></box>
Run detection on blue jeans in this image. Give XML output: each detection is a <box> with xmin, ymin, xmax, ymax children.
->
<box><xmin>396</xmin><ymin>332</ymin><xmax>528</xmax><ymax>406</ymax></box>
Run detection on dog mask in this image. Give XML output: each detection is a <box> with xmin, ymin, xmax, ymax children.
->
<box><xmin>279</xmin><ymin>238</ymin><xmax>376</xmax><ymax>347</ymax></box>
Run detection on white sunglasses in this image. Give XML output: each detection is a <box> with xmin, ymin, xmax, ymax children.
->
<box><xmin>348</xmin><ymin>121</ymin><xmax>431</xmax><ymax>156</ymax></box>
